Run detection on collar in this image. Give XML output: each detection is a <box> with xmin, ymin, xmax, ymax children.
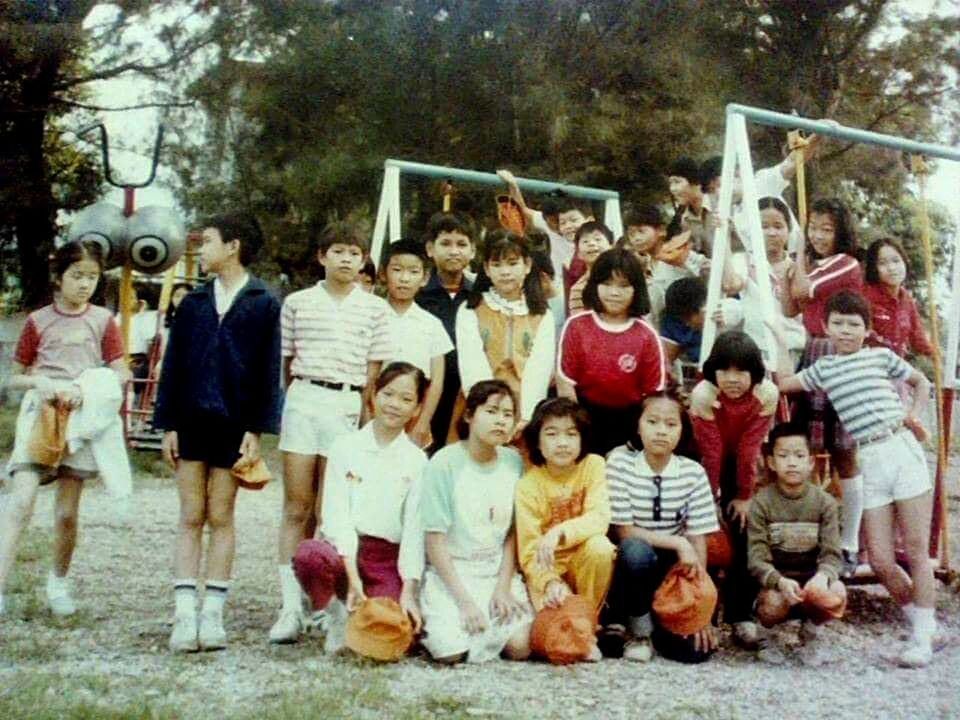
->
<box><xmin>627</xmin><ymin>448</ymin><xmax>681</xmax><ymax>479</ymax></box>
<box><xmin>483</xmin><ymin>289</ymin><xmax>529</xmax><ymax>316</ymax></box>
<box><xmin>423</xmin><ymin>272</ymin><xmax>472</xmax><ymax>297</ymax></box>
<box><xmin>214</xmin><ymin>271</ymin><xmax>249</xmax><ymax>295</ymax></box>
<box><xmin>355</xmin><ymin>421</ymin><xmax>411</xmax><ymax>454</ymax></box>
<box><xmin>199</xmin><ymin>274</ymin><xmax>266</xmax><ymax>299</ymax></box>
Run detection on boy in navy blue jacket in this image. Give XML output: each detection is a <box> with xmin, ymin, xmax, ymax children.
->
<box><xmin>155</xmin><ymin>212</ymin><xmax>281</xmax><ymax>653</ymax></box>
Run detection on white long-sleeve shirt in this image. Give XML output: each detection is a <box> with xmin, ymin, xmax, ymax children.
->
<box><xmin>321</xmin><ymin>423</ymin><xmax>427</xmax><ymax>582</ymax></box>
<box><xmin>454</xmin><ymin>293</ymin><xmax>556</xmax><ymax>422</ymax></box>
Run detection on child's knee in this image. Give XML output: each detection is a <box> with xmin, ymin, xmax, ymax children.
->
<box><xmin>502</xmin><ymin>627</ymin><xmax>532</xmax><ymax>661</ymax></box>
<box><xmin>179</xmin><ymin>505</ymin><xmax>206</xmax><ymax>531</ymax></box>
<box><xmin>282</xmin><ymin>497</ymin><xmax>314</xmax><ymax>527</ymax></box>
<box><xmin>617</xmin><ymin>537</ymin><xmax>658</xmax><ymax>575</ymax></box>
<box><xmin>581</xmin><ymin>535</ymin><xmax>616</xmax><ymax>564</ymax></box>
<box><xmin>53</xmin><ymin>507</ymin><xmax>78</xmax><ymax>533</ymax></box>
<box><xmin>206</xmin><ymin>505</ymin><xmax>235</xmax><ymax>531</ymax></box>
<box><xmin>756</xmin><ymin>589</ymin><xmax>791</xmax><ymax>627</ymax></box>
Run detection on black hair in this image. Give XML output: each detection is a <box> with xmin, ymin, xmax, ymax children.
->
<box><xmin>523</xmin><ymin>398</ymin><xmax>591</xmax><ymax>467</ymax></box>
<box><xmin>529</xmin><ymin>249</ymin><xmax>555</xmax><ymax>280</ymax></box>
<box><xmin>426</xmin><ymin>212</ymin><xmax>473</xmax><ymax>243</ymax></box>
<box><xmin>864</xmin><ymin>237</ymin><xmax>909</xmax><ymax>286</ymax></box>
<box><xmin>702</xmin><ymin>330</ymin><xmax>766</xmax><ymax>388</ymax></box>
<box><xmin>582</xmin><ymin>248</ymin><xmax>651</xmax><ymax>317</ymax></box>
<box><xmin>165</xmin><ymin>282</ymin><xmax>194</xmax><ymax>328</ymax></box>
<box><xmin>825</xmin><ymin>289</ymin><xmax>871</xmax><ymax>328</ymax></box>
<box><xmin>203</xmin><ymin>211</ymin><xmax>264</xmax><ymax>266</ymax></box>
<box><xmin>668</xmin><ymin>157</ymin><xmax>700</xmax><ymax>183</ymax></box>
<box><xmin>358</xmin><ymin>258</ymin><xmax>376</xmax><ymax>283</ymax></box>
<box><xmin>758</xmin><ymin>196</ymin><xmax>792</xmax><ymax>230</ymax></box>
<box><xmin>540</xmin><ymin>198</ymin><xmax>562</xmax><ymax>219</ymax></box>
<box><xmin>699</xmin><ymin>156</ymin><xmax>723</xmax><ymax>191</ymax></box>
<box><xmin>764</xmin><ymin>421</ymin><xmax>811</xmax><ymax>458</ymax></box>
<box><xmin>625</xmin><ymin>205</ymin><xmax>665</xmax><ymax>229</ymax></box>
<box><xmin>317</xmin><ymin>221</ymin><xmax>369</xmax><ymax>255</ymax></box>
<box><xmin>375</xmin><ymin>361</ymin><xmax>429</xmax><ymax>403</ymax></box>
<box><xmin>626</xmin><ymin>390</ymin><xmax>699</xmax><ymax>461</ymax></box>
<box><xmin>466</xmin><ymin>230</ymin><xmax>548</xmax><ymax>314</ymax></box>
<box><xmin>456</xmin><ymin>379</ymin><xmax>516</xmax><ymax>440</ymax></box>
<box><xmin>806</xmin><ymin>198</ymin><xmax>858</xmax><ymax>261</ymax></box>
<box><xmin>383</xmin><ymin>238</ymin><xmax>429</xmax><ymax>270</ymax></box>
<box><xmin>574</xmin><ymin>220</ymin><xmax>614</xmax><ymax>246</ymax></box>
<box><xmin>663</xmin><ymin>277</ymin><xmax>707</xmax><ymax>321</ymax></box>
<box><xmin>52</xmin><ymin>239</ymin><xmax>104</xmax><ymax>284</ymax></box>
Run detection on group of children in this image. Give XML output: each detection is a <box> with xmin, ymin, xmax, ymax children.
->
<box><xmin>0</xmin><ymin>150</ymin><xmax>943</xmax><ymax>670</ymax></box>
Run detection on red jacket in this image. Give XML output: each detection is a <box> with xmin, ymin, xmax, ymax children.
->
<box><xmin>691</xmin><ymin>392</ymin><xmax>773</xmax><ymax>500</ymax></box>
<box><xmin>802</xmin><ymin>254</ymin><xmax>862</xmax><ymax>337</ymax></box>
<box><xmin>862</xmin><ymin>283</ymin><xmax>934</xmax><ymax>357</ymax></box>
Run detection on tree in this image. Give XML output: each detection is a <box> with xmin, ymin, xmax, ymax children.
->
<box><xmin>0</xmin><ymin>1</ymin><xmax>215</xmax><ymax>307</ymax></box>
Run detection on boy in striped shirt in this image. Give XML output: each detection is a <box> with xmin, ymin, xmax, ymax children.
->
<box><xmin>772</xmin><ymin>289</ymin><xmax>937</xmax><ymax>667</ymax></box>
<box><xmin>270</xmin><ymin>223</ymin><xmax>394</xmax><ymax>644</ymax></box>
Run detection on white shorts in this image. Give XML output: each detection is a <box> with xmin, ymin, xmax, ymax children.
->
<box><xmin>5</xmin><ymin>390</ymin><xmax>98</xmax><ymax>484</ymax></box>
<box><xmin>278</xmin><ymin>379</ymin><xmax>362</xmax><ymax>457</ymax></box>
<box><xmin>858</xmin><ymin>430</ymin><xmax>931</xmax><ymax>510</ymax></box>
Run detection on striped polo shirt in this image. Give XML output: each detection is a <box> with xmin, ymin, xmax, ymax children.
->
<box><xmin>607</xmin><ymin>446</ymin><xmax>719</xmax><ymax>536</ymax></box>
<box><xmin>280</xmin><ymin>282</ymin><xmax>394</xmax><ymax>387</ymax></box>
<box><xmin>796</xmin><ymin>347</ymin><xmax>912</xmax><ymax>442</ymax></box>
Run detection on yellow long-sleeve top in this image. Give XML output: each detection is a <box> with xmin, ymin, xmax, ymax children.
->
<box><xmin>515</xmin><ymin>454</ymin><xmax>611</xmax><ymax>596</ymax></box>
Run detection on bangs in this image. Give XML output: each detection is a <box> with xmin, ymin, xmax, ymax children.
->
<box><xmin>484</xmin><ymin>239</ymin><xmax>526</xmax><ymax>263</ymax></box>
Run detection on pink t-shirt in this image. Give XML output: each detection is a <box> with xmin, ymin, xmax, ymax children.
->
<box><xmin>14</xmin><ymin>304</ymin><xmax>124</xmax><ymax>380</ymax></box>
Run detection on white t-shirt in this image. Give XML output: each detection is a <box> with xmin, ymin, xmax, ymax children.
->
<box><xmin>385</xmin><ymin>302</ymin><xmax>453</xmax><ymax>379</ymax></box>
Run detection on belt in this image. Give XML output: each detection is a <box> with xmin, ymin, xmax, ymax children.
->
<box><xmin>297</xmin><ymin>377</ymin><xmax>363</xmax><ymax>393</ymax></box>
<box><xmin>858</xmin><ymin>424</ymin><xmax>905</xmax><ymax>449</ymax></box>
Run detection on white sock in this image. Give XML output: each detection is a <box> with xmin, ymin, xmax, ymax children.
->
<box><xmin>174</xmin><ymin>579</ymin><xmax>197</xmax><ymax>618</ymax></box>
<box><xmin>46</xmin><ymin>570</ymin><xmax>70</xmax><ymax>599</ymax></box>
<box><xmin>840</xmin><ymin>475</ymin><xmax>864</xmax><ymax>553</ymax></box>
<box><xmin>279</xmin><ymin>563</ymin><xmax>301</xmax><ymax>612</ymax></box>
<box><xmin>911</xmin><ymin>607</ymin><xmax>936</xmax><ymax>644</ymax></box>
<box><xmin>903</xmin><ymin>602</ymin><xmax>917</xmax><ymax>625</ymax></box>
<box><xmin>203</xmin><ymin>581</ymin><xmax>229</xmax><ymax>619</ymax></box>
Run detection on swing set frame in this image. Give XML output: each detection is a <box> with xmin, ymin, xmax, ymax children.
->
<box><xmin>702</xmin><ymin>103</ymin><xmax>960</xmax><ymax>575</ymax></box>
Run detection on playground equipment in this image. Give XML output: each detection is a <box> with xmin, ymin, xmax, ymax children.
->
<box><xmin>70</xmin><ymin>123</ymin><xmax>191</xmax><ymax>450</ymax></box>
<box><xmin>370</xmin><ymin>158</ymin><xmax>623</xmax><ymax>266</ymax></box>
<box><xmin>702</xmin><ymin>103</ymin><xmax>960</xmax><ymax>574</ymax></box>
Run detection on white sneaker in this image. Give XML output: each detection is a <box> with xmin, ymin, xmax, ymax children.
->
<box><xmin>898</xmin><ymin>639</ymin><xmax>933</xmax><ymax>668</ymax></box>
<box><xmin>46</xmin><ymin>585</ymin><xmax>76</xmax><ymax>618</ymax></box>
<box><xmin>584</xmin><ymin>644</ymin><xmax>602</xmax><ymax>663</ymax></box>
<box><xmin>269</xmin><ymin>607</ymin><xmax>304</xmax><ymax>644</ymax></box>
<box><xmin>198</xmin><ymin>610</ymin><xmax>227</xmax><ymax>651</ymax></box>
<box><xmin>323</xmin><ymin>599</ymin><xmax>348</xmax><ymax>654</ymax></box>
<box><xmin>623</xmin><ymin>637</ymin><xmax>653</xmax><ymax>662</ymax></box>
<box><xmin>169</xmin><ymin>613</ymin><xmax>199</xmax><ymax>653</ymax></box>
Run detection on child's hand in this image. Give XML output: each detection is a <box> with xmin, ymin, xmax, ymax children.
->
<box><xmin>346</xmin><ymin>582</ymin><xmax>368</xmax><ymax>612</ymax></box>
<box><xmin>535</xmin><ymin>527</ymin><xmax>563</xmax><ymax>569</ymax></box>
<box><xmin>689</xmin><ymin>380</ymin><xmax>720</xmax><ymax>421</ymax></box>
<box><xmin>409</xmin><ymin>418</ymin><xmax>433</xmax><ymax>449</ymax></box>
<box><xmin>752</xmin><ymin>378</ymin><xmax>780</xmax><ymax>417</ymax></box>
<box><xmin>675</xmin><ymin>537</ymin><xmax>700</xmax><ymax>566</ymax></box>
<box><xmin>802</xmin><ymin>572</ymin><xmax>828</xmax><ymax>597</ymax></box>
<box><xmin>512</xmin><ymin>419</ymin><xmax>528</xmax><ymax>442</ymax></box>
<box><xmin>711</xmin><ymin>306</ymin><xmax>726</xmax><ymax>329</ymax></box>
<box><xmin>238</xmin><ymin>432</ymin><xmax>261</xmax><ymax>465</ymax></box>
<box><xmin>903</xmin><ymin>416</ymin><xmax>929</xmax><ymax>443</ymax></box>
<box><xmin>399</xmin><ymin>585</ymin><xmax>422</xmax><ymax>634</ymax></box>
<box><xmin>542</xmin><ymin>579</ymin><xmax>571</xmax><ymax>609</ymax></box>
<box><xmin>56</xmin><ymin>385</ymin><xmax>82</xmax><ymax>409</ymax></box>
<box><xmin>161</xmin><ymin>431</ymin><xmax>179</xmax><ymax>468</ymax></box>
<box><xmin>489</xmin><ymin>587</ymin><xmax>525</xmax><ymax>625</ymax></box>
<box><xmin>689</xmin><ymin>624</ymin><xmax>719</xmax><ymax>654</ymax></box>
<box><xmin>496</xmin><ymin>169</ymin><xmax>518</xmax><ymax>186</ymax></box>
<box><xmin>777</xmin><ymin>577</ymin><xmax>803</xmax><ymax>605</ymax></box>
<box><xmin>456</xmin><ymin>596</ymin><xmax>487</xmax><ymax>635</ymax></box>
<box><xmin>726</xmin><ymin>498</ymin><xmax>751</xmax><ymax>532</ymax></box>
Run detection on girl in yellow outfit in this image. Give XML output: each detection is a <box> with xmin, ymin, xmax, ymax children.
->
<box><xmin>516</xmin><ymin>398</ymin><xmax>615</xmax><ymax>616</ymax></box>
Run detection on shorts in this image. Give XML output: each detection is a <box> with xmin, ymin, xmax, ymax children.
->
<box><xmin>858</xmin><ymin>430</ymin><xmax>931</xmax><ymax>510</ymax></box>
<box><xmin>5</xmin><ymin>390</ymin><xmax>98</xmax><ymax>485</ymax></box>
<box><xmin>176</xmin><ymin>411</ymin><xmax>246</xmax><ymax>470</ymax></box>
<box><xmin>278</xmin><ymin>379</ymin><xmax>362</xmax><ymax>456</ymax></box>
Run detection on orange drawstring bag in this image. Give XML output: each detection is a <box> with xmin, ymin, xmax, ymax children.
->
<box><xmin>802</xmin><ymin>582</ymin><xmax>847</xmax><ymax>621</ymax></box>
<box><xmin>231</xmin><ymin>457</ymin><xmax>272</xmax><ymax>491</ymax></box>
<box><xmin>705</xmin><ymin>526</ymin><xmax>734</xmax><ymax>570</ymax></box>
<box><xmin>27</xmin><ymin>400</ymin><xmax>71</xmax><ymax>467</ymax></box>
<box><xmin>530</xmin><ymin>594</ymin><xmax>596</xmax><ymax>665</ymax></box>
<box><xmin>497</xmin><ymin>195</ymin><xmax>527</xmax><ymax>236</ymax></box>
<box><xmin>653</xmin><ymin>563</ymin><xmax>718</xmax><ymax>636</ymax></box>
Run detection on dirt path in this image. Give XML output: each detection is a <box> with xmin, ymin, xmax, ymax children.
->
<box><xmin>1</xmin><ymin>467</ymin><xmax>959</xmax><ymax>719</ymax></box>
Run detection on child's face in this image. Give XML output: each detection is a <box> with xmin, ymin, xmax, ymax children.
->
<box><xmin>375</xmin><ymin>372</ymin><xmax>421</xmax><ymax>431</ymax></box>
<box><xmin>876</xmin><ymin>244</ymin><xmax>906</xmax><ymax>288</ymax></box>
<box><xmin>577</xmin><ymin>230</ymin><xmax>612</xmax><ymax>267</ymax></box>
<box><xmin>199</xmin><ymin>227</ymin><xmax>236</xmax><ymax>275</ymax></box>
<box><xmin>687</xmin><ymin>306</ymin><xmax>707</xmax><ymax>330</ymax></box>
<box><xmin>384</xmin><ymin>253</ymin><xmax>427</xmax><ymax>301</ymax></box>
<box><xmin>558</xmin><ymin>210</ymin><xmax>588</xmax><ymax>243</ymax></box>
<box><xmin>825</xmin><ymin>312</ymin><xmax>867</xmax><ymax>354</ymax></box>
<box><xmin>468</xmin><ymin>393</ymin><xmax>516</xmax><ymax>447</ymax></box>
<box><xmin>539</xmin><ymin>414</ymin><xmax>581</xmax><ymax>468</ymax></box>
<box><xmin>668</xmin><ymin>176</ymin><xmax>693</xmax><ymax>205</ymax></box>
<box><xmin>59</xmin><ymin>258</ymin><xmax>101</xmax><ymax>308</ymax></box>
<box><xmin>320</xmin><ymin>243</ymin><xmax>365</xmax><ymax>285</ymax></box>
<box><xmin>807</xmin><ymin>212</ymin><xmax>837</xmax><ymax>258</ymax></box>
<box><xmin>356</xmin><ymin>273</ymin><xmax>375</xmax><ymax>293</ymax></box>
<box><xmin>761</xmin><ymin>208</ymin><xmax>790</xmax><ymax>256</ymax></box>
<box><xmin>715</xmin><ymin>367</ymin><xmax>752</xmax><ymax>400</ymax></box>
<box><xmin>484</xmin><ymin>252</ymin><xmax>531</xmax><ymax>300</ymax></box>
<box><xmin>766</xmin><ymin>436</ymin><xmax>814</xmax><ymax>490</ymax></box>
<box><xmin>638</xmin><ymin>397</ymin><xmax>682</xmax><ymax>456</ymax></box>
<box><xmin>427</xmin><ymin>231</ymin><xmax>474</xmax><ymax>276</ymax></box>
<box><xmin>597</xmin><ymin>270</ymin><xmax>634</xmax><ymax>317</ymax></box>
<box><xmin>626</xmin><ymin>225</ymin><xmax>659</xmax><ymax>255</ymax></box>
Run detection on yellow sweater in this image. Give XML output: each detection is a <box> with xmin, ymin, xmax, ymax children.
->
<box><xmin>515</xmin><ymin>454</ymin><xmax>611</xmax><ymax>595</ymax></box>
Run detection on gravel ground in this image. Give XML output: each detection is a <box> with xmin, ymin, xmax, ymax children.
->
<box><xmin>1</xmin><ymin>459</ymin><xmax>959</xmax><ymax>720</ymax></box>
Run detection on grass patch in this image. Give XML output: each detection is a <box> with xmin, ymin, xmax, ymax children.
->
<box><xmin>0</xmin><ymin>402</ymin><xmax>17</xmax><ymax>454</ymax></box>
<box><xmin>129</xmin><ymin>450</ymin><xmax>173</xmax><ymax>481</ymax></box>
<box><xmin>0</xmin><ymin>673</ymin><xmax>177</xmax><ymax>720</ymax></box>
<box><xmin>655</xmin><ymin>704</ymin><xmax>743</xmax><ymax>720</ymax></box>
